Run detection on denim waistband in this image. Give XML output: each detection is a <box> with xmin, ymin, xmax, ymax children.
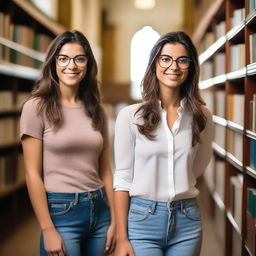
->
<box><xmin>46</xmin><ymin>187</ymin><xmax>105</xmax><ymax>201</ymax></box>
<box><xmin>130</xmin><ymin>197</ymin><xmax>197</xmax><ymax>211</ymax></box>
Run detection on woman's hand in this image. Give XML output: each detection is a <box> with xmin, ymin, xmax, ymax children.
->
<box><xmin>42</xmin><ymin>227</ymin><xmax>66</xmax><ymax>256</ymax></box>
<box><xmin>114</xmin><ymin>239</ymin><xmax>135</xmax><ymax>256</ymax></box>
<box><xmin>105</xmin><ymin>222</ymin><xmax>116</xmax><ymax>255</ymax></box>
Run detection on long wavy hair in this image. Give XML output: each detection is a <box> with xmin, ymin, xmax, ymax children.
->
<box><xmin>30</xmin><ymin>30</ymin><xmax>104</xmax><ymax>131</ymax></box>
<box><xmin>136</xmin><ymin>31</ymin><xmax>206</xmax><ymax>146</ymax></box>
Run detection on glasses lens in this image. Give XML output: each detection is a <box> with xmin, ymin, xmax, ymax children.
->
<box><xmin>56</xmin><ymin>55</ymin><xmax>69</xmax><ymax>67</ymax></box>
<box><xmin>159</xmin><ymin>56</ymin><xmax>173</xmax><ymax>68</ymax></box>
<box><xmin>74</xmin><ymin>55</ymin><xmax>88</xmax><ymax>67</ymax></box>
<box><xmin>176</xmin><ymin>57</ymin><xmax>191</xmax><ymax>69</ymax></box>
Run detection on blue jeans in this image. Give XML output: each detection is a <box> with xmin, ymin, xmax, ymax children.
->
<box><xmin>40</xmin><ymin>188</ymin><xmax>110</xmax><ymax>256</ymax></box>
<box><xmin>128</xmin><ymin>197</ymin><xmax>202</xmax><ymax>256</ymax></box>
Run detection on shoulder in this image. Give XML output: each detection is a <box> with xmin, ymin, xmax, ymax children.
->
<box><xmin>115</xmin><ymin>103</ymin><xmax>143</xmax><ymax>130</ymax></box>
<box><xmin>117</xmin><ymin>103</ymin><xmax>143</xmax><ymax>121</ymax></box>
<box><xmin>22</xmin><ymin>97</ymin><xmax>40</xmax><ymax>112</ymax></box>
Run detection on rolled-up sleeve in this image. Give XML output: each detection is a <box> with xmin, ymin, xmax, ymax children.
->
<box><xmin>193</xmin><ymin>107</ymin><xmax>214</xmax><ymax>178</ymax></box>
<box><xmin>114</xmin><ymin>107</ymin><xmax>135</xmax><ymax>191</ymax></box>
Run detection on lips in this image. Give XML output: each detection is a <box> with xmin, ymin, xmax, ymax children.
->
<box><xmin>63</xmin><ymin>72</ymin><xmax>80</xmax><ymax>77</ymax></box>
<box><xmin>164</xmin><ymin>73</ymin><xmax>181</xmax><ymax>79</ymax></box>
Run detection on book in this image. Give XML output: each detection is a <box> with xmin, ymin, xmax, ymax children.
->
<box><xmin>246</xmin><ymin>188</ymin><xmax>256</xmax><ymax>255</ymax></box>
<box><xmin>215</xmin><ymin>160</ymin><xmax>225</xmax><ymax>202</ymax></box>
<box><xmin>250</xmin><ymin>138</ymin><xmax>256</xmax><ymax>170</ymax></box>
<box><xmin>230</xmin><ymin>174</ymin><xmax>243</xmax><ymax>230</ymax></box>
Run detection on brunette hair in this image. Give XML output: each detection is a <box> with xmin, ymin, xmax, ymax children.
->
<box><xmin>136</xmin><ymin>31</ymin><xmax>206</xmax><ymax>146</ymax></box>
<box><xmin>30</xmin><ymin>30</ymin><xmax>104</xmax><ymax>131</ymax></box>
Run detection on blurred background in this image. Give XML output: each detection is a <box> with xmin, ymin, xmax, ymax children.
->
<box><xmin>1</xmin><ymin>0</ymin><xmax>255</xmax><ymax>255</ymax></box>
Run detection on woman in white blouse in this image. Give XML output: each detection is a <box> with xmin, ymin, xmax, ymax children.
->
<box><xmin>114</xmin><ymin>31</ymin><xmax>214</xmax><ymax>256</ymax></box>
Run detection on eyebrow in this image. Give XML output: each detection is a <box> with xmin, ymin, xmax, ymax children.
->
<box><xmin>159</xmin><ymin>54</ymin><xmax>190</xmax><ymax>58</ymax></box>
<box><xmin>56</xmin><ymin>54</ymin><xmax>87</xmax><ymax>57</ymax></box>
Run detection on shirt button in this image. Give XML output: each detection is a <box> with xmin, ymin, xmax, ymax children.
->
<box><xmin>148</xmin><ymin>208</ymin><xmax>152</xmax><ymax>213</ymax></box>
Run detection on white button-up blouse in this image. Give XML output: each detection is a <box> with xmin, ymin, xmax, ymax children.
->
<box><xmin>113</xmin><ymin>99</ymin><xmax>214</xmax><ymax>202</ymax></box>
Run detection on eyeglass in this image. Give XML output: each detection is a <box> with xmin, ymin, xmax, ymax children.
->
<box><xmin>158</xmin><ymin>55</ymin><xmax>191</xmax><ymax>69</ymax></box>
<box><xmin>55</xmin><ymin>54</ymin><xmax>88</xmax><ymax>67</ymax></box>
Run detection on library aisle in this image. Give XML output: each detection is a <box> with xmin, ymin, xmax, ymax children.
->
<box><xmin>0</xmin><ymin>191</ymin><xmax>223</xmax><ymax>256</ymax></box>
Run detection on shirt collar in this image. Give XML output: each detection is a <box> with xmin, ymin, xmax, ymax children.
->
<box><xmin>159</xmin><ymin>97</ymin><xmax>187</xmax><ymax>113</ymax></box>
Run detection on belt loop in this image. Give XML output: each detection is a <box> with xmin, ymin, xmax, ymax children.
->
<box><xmin>73</xmin><ymin>193</ymin><xmax>79</xmax><ymax>206</ymax></box>
<box><xmin>99</xmin><ymin>188</ymin><xmax>104</xmax><ymax>198</ymax></box>
<box><xmin>180</xmin><ymin>200</ymin><xmax>184</xmax><ymax>213</ymax></box>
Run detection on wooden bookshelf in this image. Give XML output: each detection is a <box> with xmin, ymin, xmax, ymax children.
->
<box><xmin>194</xmin><ymin>0</ymin><xmax>256</xmax><ymax>255</ymax></box>
<box><xmin>0</xmin><ymin>0</ymin><xmax>65</xmax><ymax>232</ymax></box>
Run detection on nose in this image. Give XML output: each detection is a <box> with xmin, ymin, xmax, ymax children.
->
<box><xmin>169</xmin><ymin>60</ymin><xmax>179</xmax><ymax>69</ymax></box>
<box><xmin>67</xmin><ymin>58</ymin><xmax>77</xmax><ymax>68</ymax></box>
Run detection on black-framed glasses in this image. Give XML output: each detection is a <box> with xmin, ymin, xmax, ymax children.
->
<box><xmin>158</xmin><ymin>55</ymin><xmax>191</xmax><ymax>69</ymax></box>
<box><xmin>55</xmin><ymin>54</ymin><xmax>88</xmax><ymax>67</ymax></box>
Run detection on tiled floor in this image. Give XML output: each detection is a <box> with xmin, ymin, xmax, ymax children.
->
<box><xmin>0</xmin><ymin>195</ymin><xmax>224</xmax><ymax>256</ymax></box>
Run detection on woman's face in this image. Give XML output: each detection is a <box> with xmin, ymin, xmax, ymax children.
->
<box><xmin>156</xmin><ymin>43</ymin><xmax>190</xmax><ymax>91</ymax></box>
<box><xmin>55</xmin><ymin>42</ymin><xmax>87</xmax><ymax>89</ymax></box>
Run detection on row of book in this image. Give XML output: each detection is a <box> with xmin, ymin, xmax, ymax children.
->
<box><xmin>203</xmin><ymin>90</ymin><xmax>255</xmax><ymax>134</ymax></box>
<box><xmin>215</xmin><ymin>21</ymin><xmax>226</xmax><ymax>40</ymax></box>
<box><xmin>0</xmin><ymin>153</ymin><xmax>25</xmax><ymax>189</ymax></box>
<box><xmin>231</xmin><ymin>8</ymin><xmax>245</xmax><ymax>28</ymax></box>
<box><xmin>203</xmin><ymin>91</ymin><xmax>244</xmax><ymax>127</ymax></box>
<box><xmin>204</xmin><ymin>156</ymin><xmax>225</xmax><ymax>203</ymax></box>
<box><xmin>230</xmin><ymin>44</ymin><xmax>245</xmax><ymax>72</ymax></box>
<box><xmin>0</xmin><ymin>91</ymin><xmax>30</xmax><ymax>111</ymax></box>
<box><xmin>0</xmin><ymin>12</ymin><xmax>51</xmax><ymax>68</ymax></box>
<box><xmin>246</xmin><ymin>187</ymin><xmax>256</xmax><ymax>255</ymax></box>
<box><xmin>250</xmin><ymin>138</ymin><xmax>256</xmax><ymax>170</ymax></box>
<box><xmin>227</xmin><ymin>94</ymin><xmax>244</xmax><ymax>126</ymax></box>
<box><xmin>200</xmin><ymin>52</ymin><xmax>226</xmax><ymax>80</ymax></box>
<box><xmin>249</xmin><ymin>33</ymin><xmax>256</xmax><ymax>64</ymax></box>
<box><xmin>230</xmin><ymin>174</ymin><xmax>243</xmax><ymax>231</ymax></box>
<box><xmin>214</xmin><ymin>123</ymin><xmax>226</xmax><ymax>149</ymax></box>
<box><xmin>201</xmin><ymin>89</ymin><xmax>225</xmax><ymax>119</ymax></box>
<box><xmin>227</xmin><ymin>129</ymin><xmax>243</xmax><ymax>163</ymax></box>
<box><xmin>0</xmin><ymin>117</ymin><xmax>20</xmax><ymax>145</ymax></box>
<box><xmin>249</xmin><ymin>94</ymin><xmax>256</xmax><ymax>133</ymax></box>
<box><xmin>249</xmin><ymin>0</ymin><xmax>256</xmax><ymax>12</ymax></box>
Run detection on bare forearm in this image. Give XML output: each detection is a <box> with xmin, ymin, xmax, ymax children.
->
<box><xmin>114</xmin><ymin>191</ymin><xmax>130</xmax><ymax>241</ymax></box>
<box><xmin>101</xmin><ymin>168</ymin><xmax>115</xmax><ymax>221</ymax></box>
<box><xmin>26</xmin><ymin>173</ymin><xmax>54</xmax><ymax>231</ymax></box>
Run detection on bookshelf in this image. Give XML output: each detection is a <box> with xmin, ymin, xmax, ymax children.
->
<box><xmin>0</xmin><ymin>0</ymin><xmax>65</xmax><ymax>233</ymax></box>
<box><xmin>194</xmin><ymin>0</ymin><xmax>256</xmax><ymax>255</ymax></box>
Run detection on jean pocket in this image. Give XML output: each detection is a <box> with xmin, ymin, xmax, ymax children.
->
<box><xmin>128</xmin><ymin>205</ymin><xmax>151</xmax><ymax>222</ymax></box>
<box><xmin>48</xmin><ymin>201</ymin><xmax>73</xmax><ymax>216</ymax></box>
<box><xmin>182</xmin><ymin>205</ymin><xmax>201</xmax><ymax>221</ymax></box>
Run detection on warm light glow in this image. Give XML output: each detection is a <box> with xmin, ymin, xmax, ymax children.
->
<box><xmin>134</xmin><ymin>0</ymin><xmax>156</xmax><ymax>10</ymax></box>
<box><xmin>130</xmin><ymin>26</ymin><xmax>160</xmax><ymax>100</ymax></box>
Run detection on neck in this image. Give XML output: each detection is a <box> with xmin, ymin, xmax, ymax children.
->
<box><xmin>160</xmin><ymin>88</ymin><xmax>181</xmax><ymax>110</ymax></box>
<box><xmin>60</xmin><ymin>87</ymin><xmax>81</xmax><ymax>106</ymax></box>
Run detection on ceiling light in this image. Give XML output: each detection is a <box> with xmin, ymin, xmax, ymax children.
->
<box><xmin>134</xmin><ymin>0</ymin><xmax>156</xmax><ymax>10</ymax></box>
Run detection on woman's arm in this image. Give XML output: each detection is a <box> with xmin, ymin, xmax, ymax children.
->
<box><xmin>113</xmin><ymin>106</ymin><xmax>137</xmax><ymax>256</ymax></box>
<box><xmin>193</xmin><ymin>107</ymin><xmax>214</xmax><ymax>178</ymax></box>
<box><xmin>114</xmin><ymin>191</ymin><xmax>135</xmax><ymax>256</ymax></box>
<box><xmin>99</xmin><ymin>147</ymin><xmax>115</xmax><ymax>254</ymax></box>
<box><xmin>22</xmin><ymin>136</ymin><xmax>66</xmax><ymax>256</ymax></box>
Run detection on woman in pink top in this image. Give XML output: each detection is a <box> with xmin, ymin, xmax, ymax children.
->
<box><xmin>20</xmin><ymin>30</ymin><xmax>115</xmax><ymax>256</ymax></box>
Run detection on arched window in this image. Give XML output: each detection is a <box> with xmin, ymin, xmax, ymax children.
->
<box><xmin>130</xmin><ymin>26</ymin><xmax>160</xmax><ymax>100</ymax></box>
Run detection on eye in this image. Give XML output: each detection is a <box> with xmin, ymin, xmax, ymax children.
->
<box><xmin>177</xmin><ymin>57</ymin><xmax>190</xmax><ymax>64</ymax></box>
<box><xmin>75</xmin><ymin>56</ymin><xmax>87</xmax><ymax>63</ymax></box>
<box><xmin>57</xmin><ymin>56</ymin><xmax>68</xmax><ymax>62</ymax></box>
<box><xmin>160</xmin><ymin>56</ymin><xmax>172</xmax><ymax>63</ymax></box>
